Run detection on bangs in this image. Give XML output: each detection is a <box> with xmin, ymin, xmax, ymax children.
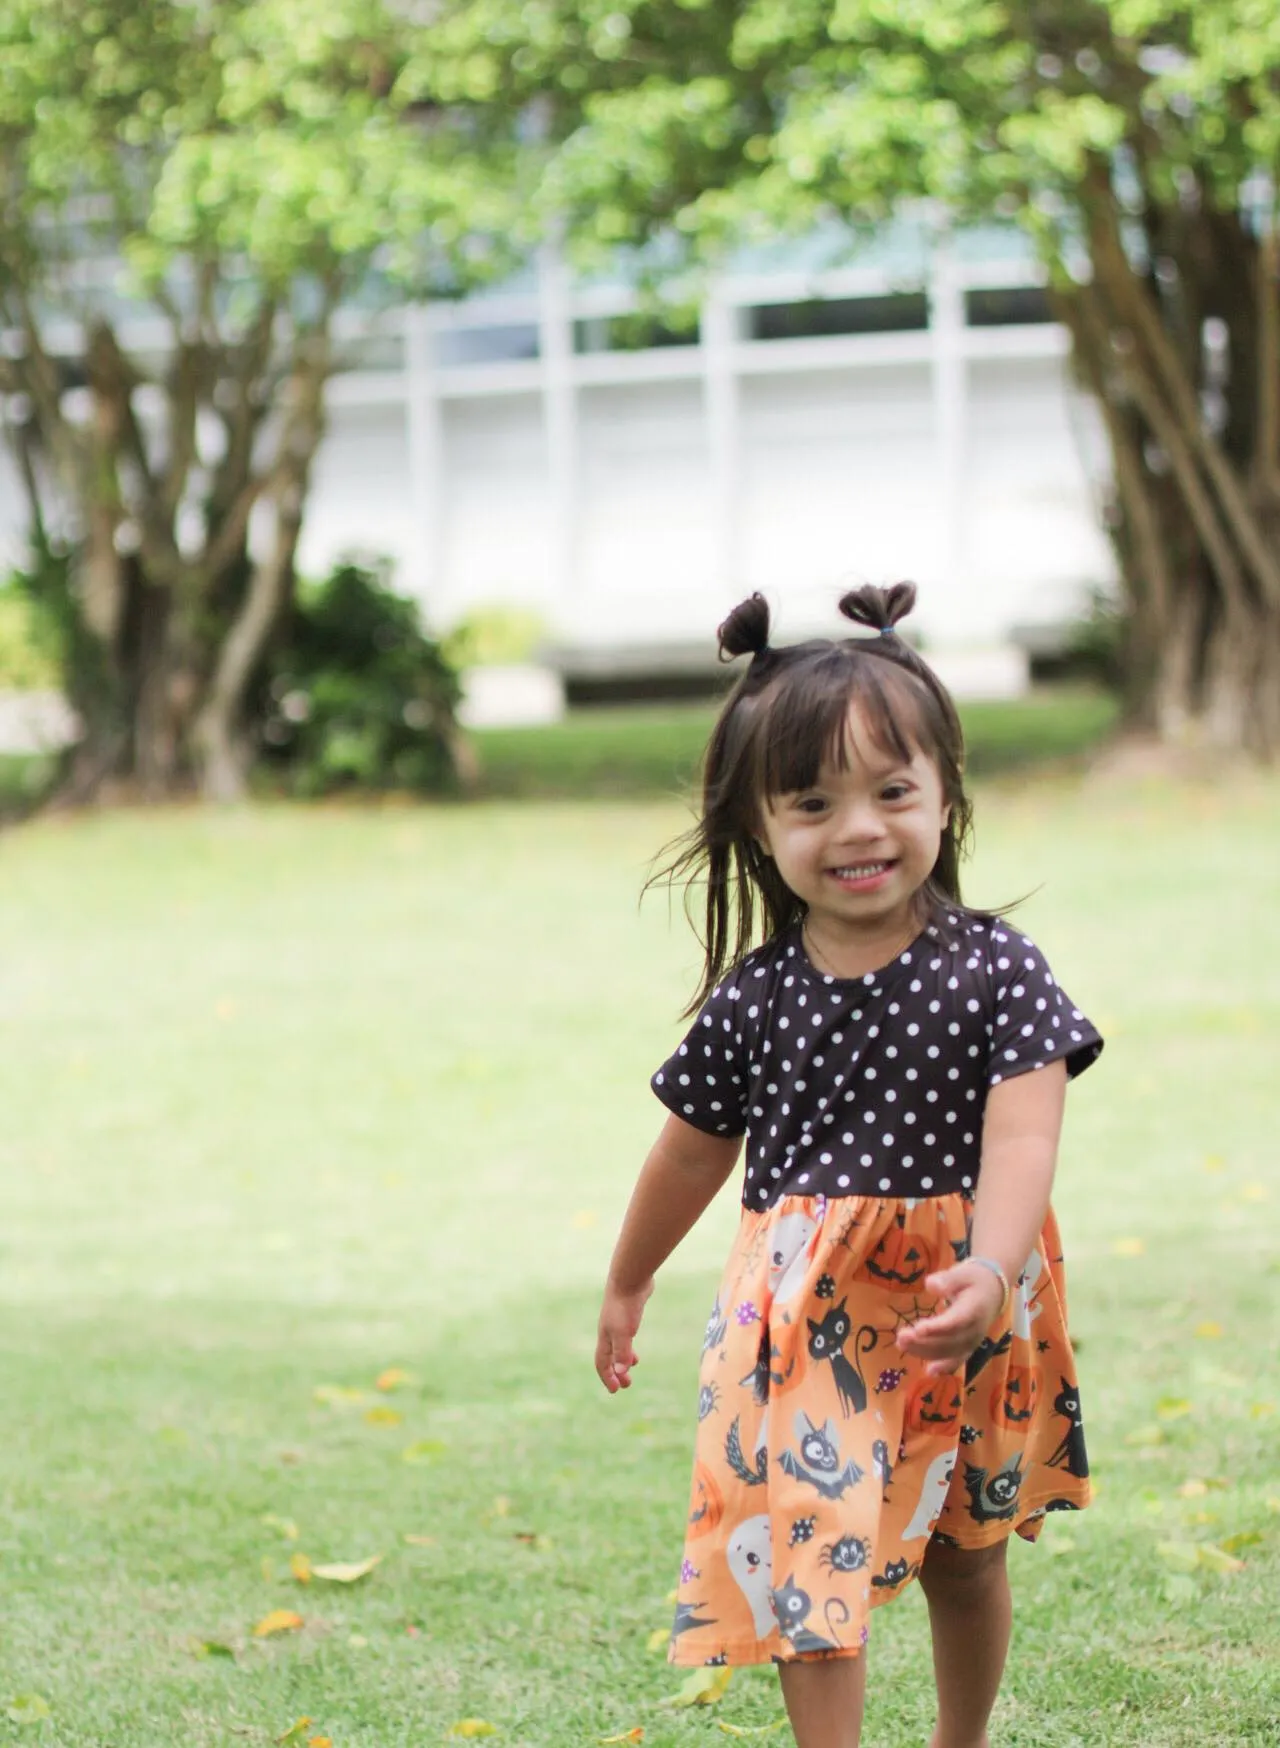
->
<box><xmin>755</xmin><ymin>647</ymin><xmax>929</xmax><ymax>798</ymax></box>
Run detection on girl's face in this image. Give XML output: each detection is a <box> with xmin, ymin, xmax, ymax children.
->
<box><xmin>756</xmin><ymin>701</ymin><xmax>950</xmax><ymax>939</ymax></box>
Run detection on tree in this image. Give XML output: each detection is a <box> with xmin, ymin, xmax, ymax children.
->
<box><xmin>420</xmin><ymin>0</ymin><xmax>1280</xmax><ymax>754</ymax></box>
<box><xmin>0</xmin><ymin>0</ymin><xmax>518</xmax><ymax>799</ymax></box>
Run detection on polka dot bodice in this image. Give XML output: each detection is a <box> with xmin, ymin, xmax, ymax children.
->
<box><xmin>651</xmin><ymin>915</ymin><xmax>1102</xmax><ymax>1208</ymax></box>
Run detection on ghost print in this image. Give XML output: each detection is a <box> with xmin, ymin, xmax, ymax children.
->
<box><xmin>769</xmin><ymin>1212</ymin><xmax>820</xmax><ymax>1305</ymax></box>
<box><xmin>725</xmin><ymin>1514</ymin><xmax>775</xmax><ymax>1639</ymax></box>
<box><xmin>901</xmin><ymin>1449</ymin><xmax>955</xmax><ymax>1541</ymax></box>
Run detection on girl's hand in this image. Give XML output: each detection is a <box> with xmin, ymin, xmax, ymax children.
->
<box><xmin>895</xmin><ymin>1262</ymin><xmax>1005</xmax><ymax>1376</ymax></box>
<box><xmin>596</xmin><ymin>1278</ymin><xmax>655</xmax><ymax>1394</ymax></box>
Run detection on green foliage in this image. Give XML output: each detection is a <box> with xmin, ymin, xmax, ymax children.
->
<box><xmin>0</xmin><ymin>579</ymin><xmax>60</xmax><ymax>691</ymax></box>
<box><xmin>258</xmin><ymin>559</ymin><xmax>463</xmax><ymax>797</ymax></box>
<box><xmin>441</xmin><ymin>603</ymin><xmax>548</xmax><ymax>669</ymax></box>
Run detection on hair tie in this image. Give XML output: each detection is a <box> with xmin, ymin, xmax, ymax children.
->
<box><xmin>879</xmin><ymin>627</ymin><xmax>895</xmax><ymax>638</ymax></box>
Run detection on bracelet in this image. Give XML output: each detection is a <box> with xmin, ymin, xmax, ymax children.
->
<box><xmin>968</xmin><ymin>1254</ymin><xmax>1011</xmax><ymax>1317</ymax></box>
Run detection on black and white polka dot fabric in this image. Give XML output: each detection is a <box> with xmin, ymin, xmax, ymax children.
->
<box><xmin>651</xmin><ymin>916</ymin><xmax>1102</xmax><ymax>1209</ymax></box>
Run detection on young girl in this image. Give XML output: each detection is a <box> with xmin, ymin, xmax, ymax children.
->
<box><xmin>595</xmin><ymin>584</ymin><xmax>1102</xmax><ymax>1748</ymax></box>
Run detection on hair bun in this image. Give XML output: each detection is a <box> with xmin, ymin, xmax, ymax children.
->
<box><xmin>717</xmin><ymin>592</ymin><xmax>771</xmax><ymax>662</ymax></box>
<box><xmin>837</xmin><ymin>581</ymin><xmax>917</xmax><ymax>635</ymax></box>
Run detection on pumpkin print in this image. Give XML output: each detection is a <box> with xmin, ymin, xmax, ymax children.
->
<box><xmin>990</xmin><ymin>1363</ymin><xmax>1038</xmax><ymax>1428</ymax></box>
<box><xmin>905</xmin><ymin>1374</ymin><xmax>963</xmax><ymax>1436</ymax></box>
<box><xmin>862</xmin><ymin>1220</ymin><xmax>930</xmax><ymax>1288</ymax></box>
<box><xmin>686</xmin><ymin>1460</ymin><xmax>725</xmax><ymax>1540</ymax></box>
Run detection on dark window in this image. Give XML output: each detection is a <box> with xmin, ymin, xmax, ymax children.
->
<box><xmin>436</xmin><ymin>324</ymin><xmax>540</xmax><ymax>367</ymax></box>
<box><xmin>747</xmin><ymin>294</ymin><xmax>928</xmax><ymax>341</ymax></box>
<box><xmin>573</xmin><ymin>313</ymin><xmax>698</xmax><ymax>354</ymax></box>
<box><xmin>334</xmin><ymin>334</ymin><xmax>406</xmax><ymax>373</ymax></box>
<box><xmin>964</xmin><ymin>287</ymin><xmax>1053</xmax><ymax>327</ymax></box>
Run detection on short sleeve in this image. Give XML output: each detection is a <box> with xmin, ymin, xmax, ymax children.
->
<box><xmin>986</xmin><ymin>931</ymin><xmax>1103</xmax><ymax>1087</ymax></box>
<box><xmin>651</xmin><ymin>973</ymin><xmax>750</xmax><ymax>1137</ymax></box>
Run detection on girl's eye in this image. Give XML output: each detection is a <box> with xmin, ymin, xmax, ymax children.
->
<box><xmin>881</xmin><ymin>783</ymin><xmax>912</xmax><ymax>802</ymax></box>
<box><xmin>796</xmin><ymin>796</ymin><xmax>827</xmax><ymax>814</ymax></box>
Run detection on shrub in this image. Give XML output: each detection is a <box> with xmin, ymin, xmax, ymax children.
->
<box><xmin>257</xmin><ymin>557</ymin><xmax>464</xmax><ymax>797</ymax></box>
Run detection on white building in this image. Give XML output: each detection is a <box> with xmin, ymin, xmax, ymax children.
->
<box><xmin>304</xmin><ymin>222</ymin><xmax>1116</xmax><ymax>695</ymax></box>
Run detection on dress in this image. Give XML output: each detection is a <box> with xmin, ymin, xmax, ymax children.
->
<box><xmin>651</xmin><ymin>914</ymin><xmax>1102</xmax><ymax>1666</ymax></box>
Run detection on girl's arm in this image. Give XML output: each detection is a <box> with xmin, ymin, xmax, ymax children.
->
<box><xmin>596</xmin><ymin>1114</ymin><xmax>742</xmax><ymax>1394</ymax></box>
<box><xmin>896</xmin><ymin>1060</ymin><xmax>1067</xmax><ymax>1376</ymax></box>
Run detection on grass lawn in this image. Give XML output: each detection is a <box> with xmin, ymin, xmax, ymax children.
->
<box><xmin>468</xmin><ymin>690</ymin><xmax>1121</xmax><ymax>799</ymax></box>
<box><xmin>0</xmin><ymin>761</ymin><xmax>1277</xmax><ymax>1747</ymax></box>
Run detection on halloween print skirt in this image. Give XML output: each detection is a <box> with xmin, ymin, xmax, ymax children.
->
<box><xmin>670</xmin><ymin>1192</ymin><xmax>1091</xmax><ymax>1666</ymax></box>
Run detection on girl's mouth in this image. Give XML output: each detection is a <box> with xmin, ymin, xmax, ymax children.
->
<box><xmin>827</xmin><ymin>860</ymin><xmax>896</xmax><ymax>891</ymax></box>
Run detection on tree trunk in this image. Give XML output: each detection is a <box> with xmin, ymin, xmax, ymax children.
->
<box><xmin>1055</xmin><ymin>172</ymin><xmax>1280</xmax><ymax>758</ymax></box>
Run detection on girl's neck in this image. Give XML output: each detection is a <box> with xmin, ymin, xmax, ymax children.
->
<box><xmin>801</xmin><ymin>905</ymin><xmax>924</xmax><ymax>981</ymax></box>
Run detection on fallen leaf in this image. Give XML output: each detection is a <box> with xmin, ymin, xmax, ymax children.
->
<box><xmin>403</xmin><ymin>1533</ymin><xmax>437</xmax><ymax>1547</ymax></box>
<box><xmin>376</xmin><ymin>1367</ymin><xmax>410</xmax><ymax>1392</ymax></box>
<box><xmin>1220</xmin><ymin>1531</ymin><xmax>1264</xmax><ymax>1554</ymax></box>
<box><xmin>254</xmin><ymin>1610</ymin><xmax>304</xmax><ymax>1638</ymax></box>
<box><xmin>572</xmin><ymin>1209</ymin><xmax>598</xmax><ymax>1229</ymax></box>
<box><xmin>189</xmin><ymin>1639</ymin><xmax>236</xmax><ymax>1660</ymax></box>
<box><xmin>1155</xmin><ymin>1397</ymin><xmax>1192</xmax><ymax>1420</ymax></box>
<box><xmin>215</xmin><ymin>997</ymin><xmax>237</xmax><ymax>1020</ymax></box>
<box><xmin>664</xmin><ymin>1588</ymin><xmax>679</xmax><ymax>1604</ymax></box>
<box><xmin>348</xmin><ymin>1634</ymin><xmax>368</xmax><ymax>1647</ymax></box>
<box><xmin>1155</xmin><ymin>1540</ymin><xmax>1199</xmax><ymax>1573</ymax></box>
<box><xmin>1177</xmin><ymin>1479</ymin><xmax>1208</xmax><ymax>1498</ymax></box>
<box><xmin>1240</xmin><ymin>1182</ymin><xmax>1268</xmax><ymax>1202</ymax></box>
<box><xmin>1124</xmin><ymin>1424</ymin><xmax>1165</xmax><ymax>1448</ymax></box>
<box><xmin>6</xmin><ymin>1695</ymin><xmax>51</xmax><ymax>1724</ymax></box>
<box><xmin>309</xmin><ymin>1739</ymin><xmax>332</xmax><ymax>1747</ymax></box>
<box><xmin>290</xmin><ymin>1553</ymin><xmax>313</xmax><ymax>1584</ymax></box>
<box><xmin>1163</xmin><ymin>1573</ymin><xmax>1197</xmax><ymax>1605</ymax></box>
<box><xmin>311</xmin><ymin>1554</ymin><xmax>383</xmax><ymax>1583</ymax></box>
<box><xmin>314</xmin><ymin>1384</ymin><xmax>365</xmax><ymax>1407</ymax></box>
<box><xmin>1111</xmin><ymin>1237</ymin><xmax>1145</xmax><ymax>1257</ymax></box>
<box><xmin>1203</xmin><ymin>1154</ymin><xmax>1226</xmax><ymax>1173</ymax></box>
<box><xmin>659</xmin><ymin>1667</ymin><xmax>734</xmax><ymax>1709</ymax></box>
<box><xmin>364</xmin><ymin>1406</ymin><xmax>403</xmax><ymax>1427</ymax></box>
<box><xmin>263</xmin><ymin>1514</ymin><xmax>300</xmax><ymax>1542</ymax></box>
<box><xmin>491</xmin><ymin>1496</ymin><xmax>511</xmax><ymax>1519</ymax></box>
<box><xmin>646</xmin><ymin>1627</ymin><xmax>670</xmax><ymax>1653</ymax></box>
<box><xmin>1250</xmin><ymin>1402</ymin><xmax>1276</xmax><ymax>1419</ymax></box>
<box><xmin>1197</xmin><ymin>1543</ymin><xmax>1246</xmax><ymax>1574</ymax></box>
<box><xmin>1266</xmin><ymin>1497</ymin><xmax>1280</xmax><ymax>1514</ymax></box>
<box><xmin>1194</xmin><ymin>1321</ymin><xmax>1224</xmax><ymax>1340</ymax></box>
<box><xmin>402</xmin><ymin>1440</ymin><xmax>447</xmax><ymax>1464</ymax></box>
<box><xmin>1045</xmin><ymin>1534</ymin><xmax>1077</xmax><ymax>1558</ymax></box>
<box><xmin>717</xmin><ymin>1723</ymin><xmax>788</xmax><ymax>1738</ymax></box>
<box><xmin>598</xmin><ymin>1731</ymin><xmax>644</xmax><ymax>1744</ymax></box>
<box><xmin>447</xmin><ymin>1722</ymin><xmax>497</xmax><ymax>1738</ymax></box>
<box><xmin>275</xmin><ymin>1720</ymin><xmax>312</xmax><ymax>1744</ymax></box>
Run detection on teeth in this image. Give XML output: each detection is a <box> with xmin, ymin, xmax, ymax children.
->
<box><xmin>833</xmin><ymin>862</ymin><xmax>888</xmax><ymax>879</ymax></box>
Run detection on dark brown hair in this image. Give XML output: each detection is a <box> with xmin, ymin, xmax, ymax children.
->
<box><xmin>652</xmin><ymin>583</ymin><xmax>978</xmax><ymax>1014</ymax></box>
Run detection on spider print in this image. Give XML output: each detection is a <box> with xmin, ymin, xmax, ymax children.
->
<box><xmin>815</xmin><ymin>1273</ymin><xmax>836</xmax><ymax>1300</ymax></box>
<box><xmin>697</xmin><ymin>1383</ymin><xmax>722</xmax><ymax>1421</ymax></box>
<box><xmin>819</xmin><ymin>1534</ymin><xmax>870</xmax><ymax>1574</ymax></box>
<box><xmin>788</xmin><ymin>1516</ymin><xmax>816</xmax><ymax>1547</ymax></box>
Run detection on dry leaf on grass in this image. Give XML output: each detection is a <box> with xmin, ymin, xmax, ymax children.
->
<box><xmin>309</xmin><ymin>1738</ymin><xmax>332</xmax><ymax>1747</ymax></box>
<box><xmin>290</xmin><ymin>1553</ymin><xmax>313</xmax><ymax>1584</ymax></box>
<box><xmin>311</xmin><ymin>1554</ymin><xmax>382</xmax><ymax>1583</ymax></box>
<box><xmin>1111</xmin><ymin>1237</ymin><xmax>1145</xmax><ymax>1257</ymax></box>
<box><xmin>275</xmin><ymin>1720</ymin><xmax>312</xmax><ymax>1744</ymax></box>
<box><xmin>376</xmin><ymin>1367</ymin><xmax>410</xmax><ymax>1391</ymax></box>
<box><xmin>659</xmin><ymin>1667</ymin><xmax>733</xmax><ymax>1709</ymax></box>
<box><xmin>447</xmin><ymin>1721</ymin><xmax>497</xmax><ymax>1737</ymax></box>
<box><xmin>1155</xmin><ymin>1397</ymin><xmax>1191</xmax><ymax>1420</ymax></box>
<box><xmin>402</xmin><ymin>1440</ymin><xmax>447</xmax><ymax>1464</ymax></box>
<box><xmin>6</xmin><ymin>1695</ymin><xmax>51</xmax><ymax>1723</ymax></box>
<box><xmin>599</xmin><ymin>1730</ymin><xmax>644</xmax><ymax>1743</ymax></box>
<box><xmin>254</xmin><ymin>1610</ymin><xmax>305</xmax><ymax>1638</ymax></box>
<box><xmin>1194</xmin><ymin>1321</ymin><xmax>1224</xmax><ymax>1340</ymax></box>
<box><xmin>403</xmin><ymin>1533</ymin><xmax>436</xmax><ymax>1547</ymax></box>
<box><xmin>263</xmin><ymin>1514</ymin><xmax>300</xmax><ymax>1541</ymax></box>
<box><xmin>645</xmin><ymin>1627</ymin><xmax>670</xmax><ymax>1653</ymax></box>
<box><xmin>718</xmin><ymin>1723</ymin><xmax>788</xmax><ymax>1738</ymax></box>
<box><xmin>189</xmin><ymin>1639</ymin><xmax>236</xmax><ymax>1660</ymax></box>
<box><xmin>314</xmin><ymin>1384</ymin><xmax>365</xmax><ymax>1407</ymax></box>
<box><xmin>364</xmin><ymin>1406</ymin><xmax>402</xmax><ymax>1427</ymax></box>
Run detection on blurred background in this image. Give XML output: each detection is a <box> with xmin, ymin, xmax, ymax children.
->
<box><xmin>0</xmin><ymin>5</ymin><xmax>1276</xmax><ymax>1746</ymax></box>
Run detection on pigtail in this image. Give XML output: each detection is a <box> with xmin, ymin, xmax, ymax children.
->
<box><xmin>717</xmin><ymin>592</ymin><xmax>772</xmax><ymax>663</ymax></box>
<box><xmin>837</xmin><ymin>581</ymin><xmax>917</xmax><ymax>636</ymax></box>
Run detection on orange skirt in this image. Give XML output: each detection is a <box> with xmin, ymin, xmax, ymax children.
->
<box><xmin>670</xmin><ymin>1193</ymin><xmax>1090</xmax><ymax>1666</ymax></box>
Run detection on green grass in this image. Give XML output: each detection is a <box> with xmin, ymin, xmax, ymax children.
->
<box><xmin>470</xmin><ymin>689</ymin><xmax>1121</xmax><ymax>798</ymax></box>
<box><xmin>0</xmin><ymin>766</ymin><xmax>1277</xmax><ymax>1748</ymax></box>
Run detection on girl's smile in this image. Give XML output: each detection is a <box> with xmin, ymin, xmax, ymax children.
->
<box><xmin>757</xmin><ymin>702</ymin><xmax>950</xmax><ymax>961</ymax></box>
